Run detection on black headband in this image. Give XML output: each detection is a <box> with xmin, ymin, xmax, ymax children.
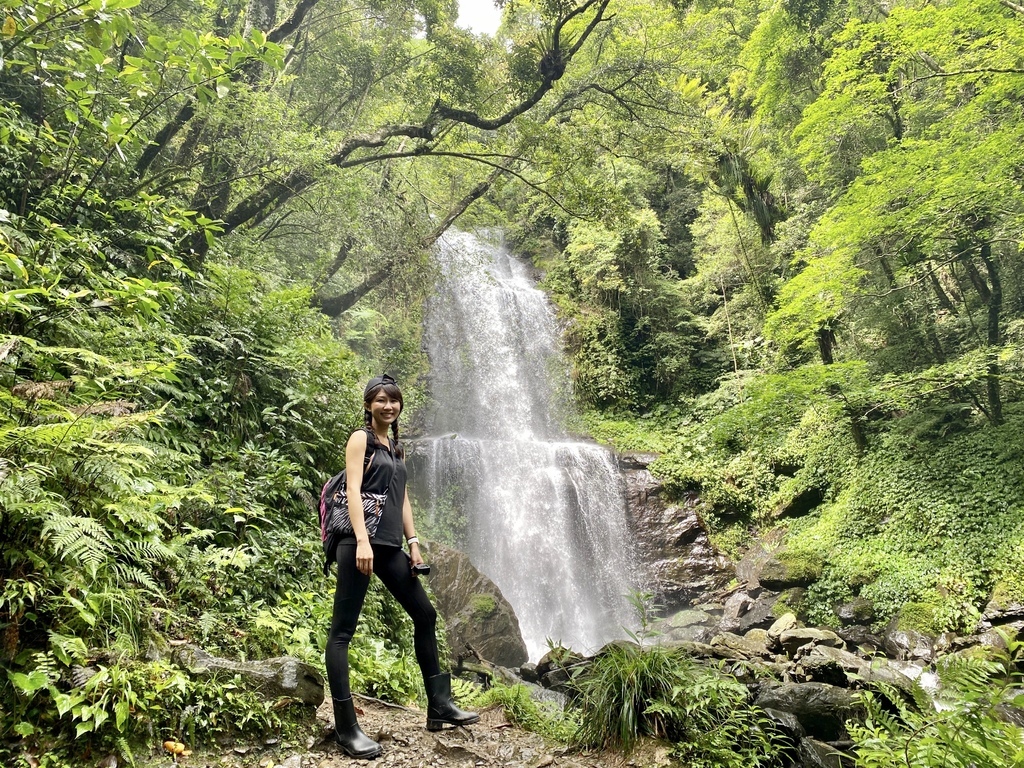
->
<box><xmin>364</xmin><ymin>373</ymin><xmax>397</xmax><ymax>400</ymax></box>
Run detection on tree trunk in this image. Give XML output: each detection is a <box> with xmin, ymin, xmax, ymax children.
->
<box><xmin>817</xmin><ymin>326</ymin><xmax>835</xmax><ymax>365</ymax></box>
<box><xmin>979</xmin><ymin>243</ymin><xmax>1002</xmax><ymax>425</ymax></box>
<box><xmin>928</xmin><ymin>266</ymin><xmax>957</xmax><ymax>314</ymax></box>
<box><xmin>961</xmin><ymin>255</ymin><xmax>991</xmax><ymax>303</ymax></box>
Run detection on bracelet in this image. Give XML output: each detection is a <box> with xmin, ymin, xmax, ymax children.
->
<box><xmin>407</xmin><ymin>536</ymin><xmax>419</xmax><ymax>546</ymax></box>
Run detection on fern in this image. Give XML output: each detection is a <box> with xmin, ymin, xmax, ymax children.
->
<box><xmin>43</xmin><ymin>512</ymin><xmax>114</xmax><ymax>570</ymax></box>
<box><xmin>850</xmin><ymin>640</ymin><xmax>1024</xmax><ymax>767</ymax></box>
<box><xmin>572</xmin><ymin>642</ymin><xmax>782</xmax><ymax>765</ymax></box>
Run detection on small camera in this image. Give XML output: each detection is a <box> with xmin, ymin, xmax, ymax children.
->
<box><xmin>411</xmin><ymin>563</ymin><xmax>431</xmax><ymax>576</ymax></box>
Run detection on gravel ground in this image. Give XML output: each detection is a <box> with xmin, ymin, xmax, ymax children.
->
<box><xmin>171</xmin><ymin>696</ymin><xmax>674</xmax><ymax>768</ymax></box>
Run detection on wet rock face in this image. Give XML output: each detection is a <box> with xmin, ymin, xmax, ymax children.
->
<box><xmin>620</xmin><ymin>461</ymin><xmax>734</xmax><ymax>607</ymax></box>
<box><xmin>426</xmin><ymin>542</ymin><xmax>529</xmax><ymax>668</ymax></box>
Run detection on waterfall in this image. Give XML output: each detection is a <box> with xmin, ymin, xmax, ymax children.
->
<box><xmin>411</xmin><ymin>230</ymin><xmax>639</xmax><ymax>660</ymax></box>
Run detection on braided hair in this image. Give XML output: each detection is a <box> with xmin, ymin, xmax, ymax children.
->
<box><xmin>363</xmin><ymin>380</ymin><xmax>404</xmax><ymax>458</ymax></box>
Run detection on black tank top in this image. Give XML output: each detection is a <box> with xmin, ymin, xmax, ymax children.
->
<box><xmin>360</xmin><ymin>431</ymin><xmax>406</xmax><ymax>547</ymax></box>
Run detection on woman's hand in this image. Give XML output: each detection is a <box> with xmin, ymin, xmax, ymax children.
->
<box><xmin>356</xmin><ymin>539</ymin><xmax>373</xmax><ymax>575</ymax></box>
<box><xmin>409</xmin><ymin>542</ymin><xmax>424</xmax><ymax>568</ymax></box>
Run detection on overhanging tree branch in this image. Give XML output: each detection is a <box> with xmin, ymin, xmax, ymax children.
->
<box><xmin>315</xmin><ymin>166</ymin><xmax>506</xmax><ymax>317</ymax></box>
<box><xmin>904</xmin><ymin>67</ymin><xmax>1024</xmax><ymax>88</ymax></box>
<box><xmin>220</xmin><ymin>0</ymin><xmax>613</xmax><ymax>238</ymax></box>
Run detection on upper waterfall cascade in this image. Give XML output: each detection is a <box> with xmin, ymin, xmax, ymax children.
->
<box><xmin>412</xmin><ymin>230</ymin><xmax>640</xmax><ymax>661</ymax></box>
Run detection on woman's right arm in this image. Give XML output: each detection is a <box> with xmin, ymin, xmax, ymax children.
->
<box><xmin>345</xmin><ymin>430</ymin><xmax>374</xmax><ymax>576</ymax></box>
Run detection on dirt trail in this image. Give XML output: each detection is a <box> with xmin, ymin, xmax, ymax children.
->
<box><xmin>205</xmin><ymin>697</ymin><xmax>672</xmax><ymax>768</ymax></box>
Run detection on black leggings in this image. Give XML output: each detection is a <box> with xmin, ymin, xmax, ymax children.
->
<box><xmin>325</xmin><ymin>541</ymin><xmax>440</xmax><ymax>699</ymax></box>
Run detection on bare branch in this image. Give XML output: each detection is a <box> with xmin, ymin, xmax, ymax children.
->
<box><xmin>905</xmin><ymin>67</ymin><xmax>1024</xmax><ymax>88</ymax></box>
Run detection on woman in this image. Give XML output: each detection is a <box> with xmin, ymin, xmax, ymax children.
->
<box><xmin>325</xmin><ymin>374</ymin><xmax>479</xmax><ymax>759</ymax></box>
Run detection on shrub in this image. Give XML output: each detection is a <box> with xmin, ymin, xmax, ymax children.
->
<box><xmin>571</xmin><ymin>642</ymin><xmax>782</xmax><ymax>766</ymax></box>
<box><xmin>469</xmin><ymin>682</ymin><xmax>579</xmax><ymax>742</ymax></box>
<box><xmin>849</xmin><ymin>635</ymin><xmax>1024</xmax><ymax>767</ymax></box>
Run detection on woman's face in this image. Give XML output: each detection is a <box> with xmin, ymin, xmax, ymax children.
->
<box><xmin>367</xmin><ymin>388</ymin><xmax>402</xmax><ymax>426</ymax></box>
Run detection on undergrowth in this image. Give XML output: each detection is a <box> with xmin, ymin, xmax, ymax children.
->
<box><xmin>849</xmin><ymin>634</ymin><xmax>1024</xmax><ymax>767</ymax></box>
<box><xmin>571</xmin><ymin>641</ymin><xmax>783</xmax><ymax>766</ymax></box>
<box><xmin>585</xmin><ymin>375</ymin><xmax>1024</xmax><ymax>634</ymax></box>
<box><xmin>464</xmin><ymin>681</ymin><xmax>580</xmax><ymax>743</ymax></box>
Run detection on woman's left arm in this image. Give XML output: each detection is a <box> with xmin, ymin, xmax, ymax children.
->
<box><xmin>402</xmin><ymin>489</ymin><xmax>424</xmax><ymax>566</ymax></box>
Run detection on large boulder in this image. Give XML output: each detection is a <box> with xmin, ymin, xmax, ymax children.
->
<box><xmin>660</xmin><ymin>608</ymin><xmax>715</xmax><ymax>644</ymax></box>
<box><xmin>881</xmin><ymin>622</ymin><xmax>935</xmax><ymax>663</ymax></box>
<box><xmin>836</xmin><ymin>624</ymin><xmax>883</xmax><ymax>653</ymax></box>
<box><xmin>835</xmin><ymin>597</ymin><xmax>875</xmax><ymax>626</ymax></box>
<box><xmin>758</xmin><ymin>552</ymin><xmax>823</xmax><ymax>590</ymax></box>
<box><xmin>426</xmin><ymin>541</ymin><xmax>528</xmax><ymax>668</ymax></box>
<box><xmin>621</xmin><ymin>463</ymin><xmax>734</xmax><ymax>607</ymax></box>
<box><xmin>535</xmin><ymin>647</ymin><xmax>588</xmax><ymax>693</ymax></box>
<box><xmin>174</xmin><ymin>645</ymin><xmax>324</xmax><ymax>706</ymax></box>
<box><xmin>719</xmin><ymin>591</ymin><xmax>755</xmax><ymax>633</ymax></box>
<box><xmin>777</xmin><ymin>628</ymin><xmax>845</xmax><ymax>658</ymax></box>
<box><xmin>767</xmin><ymin>613</ymin><xmax>801</xmax><ymax>646</ymax></box>
<box><xmin>978</xmin><ymin>598</ymin><xmax>1024</xmax><ymax>633</ymax></box>
<box><xmin>738</xmin><ymin>593</ymin><xmax>786</xmax><ymax>634</ymax></box>
<box><xmin>754</xmin><ymin>681</ymin><xmax>860</xmax><ymax>741</ymax></box>
<box><xmin>709</xmin><ymin>631</ymin><xmax>771</xmax><ymax>661</ymax></box>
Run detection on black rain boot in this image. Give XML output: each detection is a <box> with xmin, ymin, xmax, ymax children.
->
<box><xmin>332</xmin><ymin>696</ymin><xmax>383</xmax><ymax>759</ymax></box>
<box><xmin>425</xmin><ymin>673</ymin><xmax>480</xmax><ymax>731</ymax></box>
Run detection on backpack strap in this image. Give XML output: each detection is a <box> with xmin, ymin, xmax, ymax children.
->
<box><xmin>361</xmin><ymin>425</ymin><xmax>377</xmax><ymax>468</ymax></box>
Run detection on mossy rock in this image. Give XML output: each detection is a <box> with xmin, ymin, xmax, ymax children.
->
<box><xmin>469</xmin><ymin>593</ymin><xmax>497</xmax><ymax>619</ymax></box>
<box><xmin>772</xmin><ymin>587</ymin><xmax>808</xmax><ymax>621</ymax></box>
<box><xmin>896</xmin><ymin>602</ymin><xmax>942</xmax><ymax>635</ymax></box>
<box><xmin>835</xmin><ymin>597</ymin><xmax>875</xmax><ymax>626</ymax></box>
<box><xmin>760</xmin><ymin>552</ymin><xmax>824</xmax><ymax>589</ymax></box>
<box><xmin>990</xmin><ymin>577</ymin><xmax>1024</xmax><ymax>610</ymax></box>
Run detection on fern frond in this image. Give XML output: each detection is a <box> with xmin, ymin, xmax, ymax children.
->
<box><xmin>110</xmin><ymin>562</ymin><xmax>160</xmax><ymax>593</ymax></box>
<box><xmin>42</xmin><ymin>512</ymin><xmax>113</xmax><ymax>568</ymax></box>
<box><xmin>119</xmin><ymin>537</ymin><xmax>176</xmax><ymax>565</ymax></box>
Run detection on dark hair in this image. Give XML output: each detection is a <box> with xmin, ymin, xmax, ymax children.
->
<box><xmin>363</xmin><ymin>380</ymin><xmax>404</xmax><ymax>458</ymax></box>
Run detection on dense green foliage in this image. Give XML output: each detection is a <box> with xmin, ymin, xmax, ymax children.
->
<box><xmin>558</xmin><ymin>595</ymin><xmax>782</xmax><ymax>764</ymax></box>
<box><xmin>510</xmin><ymin>0</ymin><xmax>1024</xmax><ymax>638</ymax></box>
<box><xmin>572</xmin><ymin>641</ymin><xmax>782</xmax><ymax>766</ymax></box>
<box><xmin>850</xmin><ymin>636</ymin><xmax>1024</xmax><ymax>767</ymax></box>
<box><xmin>465</xmin><ymin>681</ymin><xmax>580</xmax><ymax>743</ymax></box>
<box><xmin>0</xmin><ymin>0</ymin><xmax>494</xmax><ymax>758</ymax></box>
<box><xmin>4</xmin><ymin>0</ymin><xmax>1024</xmax><ymax>764</ymax></box>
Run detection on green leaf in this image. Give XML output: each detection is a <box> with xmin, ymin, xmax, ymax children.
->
<box><xmin>75</xmin><ymin>721</ymin><xmax>94</xmax><ymax>737</ymax></box>
<box><xmin>115</xmin><ymin>699</ymin><xmax>129</xmax><ymax>730</ymax></box>
<box><xmin>8</xmin><ymin>669</ymin><xmax>49</xmax><ymax>694</ymax></box>
<box><xmin>0</xmin><ymin>252</ymin><xmax>29</xmax><ymax>281</ymax></box>
<box><xmin>13</xmin><ymin>722</ymin><xmax>35</xmax><ymax>736</ymax></box>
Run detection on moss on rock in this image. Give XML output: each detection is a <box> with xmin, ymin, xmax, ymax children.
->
<box><xmin>469</xmin><ymin>593</ymin><xmax>498</xmax><ymax>619</ymax></box>
<box><xmin>897</xmin><ymin>602</ymin><xmax>941</xmax><ymax>635</ymax></box>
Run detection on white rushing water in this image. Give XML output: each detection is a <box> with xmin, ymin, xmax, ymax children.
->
<box><xmin>412</xmin><ymin>230</ymin><xmax>639</xmax><ymax>660</ymax></box>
